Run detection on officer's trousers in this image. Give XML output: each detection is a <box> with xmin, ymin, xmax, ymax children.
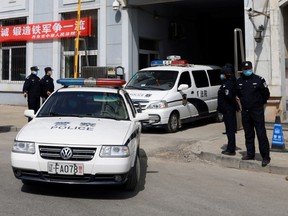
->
<box><xmin>27</xmin><ymin>96</ymin><xmax>40</xmax><ymax>121</ymax></box>
<box><xmin>241</xmin><ymin>107</ymin><xmax>270</xmax><ymax>160</ymax></box>
<box><xmin>223</xmin><ymin>110</ymin><xmax>237</xmax><ymax>152</ymax></box>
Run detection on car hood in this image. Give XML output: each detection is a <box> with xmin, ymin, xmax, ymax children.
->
<box><xmin>16</xmin><ymin>117</ymin><xmax>134</xmax><ymax>145</ymax></box>
<box><xmin>125</xmin><ymin>89</ymin><xmax>169</xmax><ymax>101</ymax></box>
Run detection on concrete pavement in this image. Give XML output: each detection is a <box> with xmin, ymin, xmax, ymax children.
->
<box><xmin>1</xmin><ymin>104</ymin><xmax>288</xmax><ymax>175</ymax></box>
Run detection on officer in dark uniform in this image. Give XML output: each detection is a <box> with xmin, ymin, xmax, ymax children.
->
<box><xmin>237</xmin><ymin>61</ymin><xmax>271</xmax><ymax>167</ymax></box>
<box><xmin>217</xmin><ymin>64</ymin><xmax>239</xmax><ymax>155</ymax></box>
<box><xmin>23</xmin><ymin>66</ymin><xmax>41</xmax><ymax>121</ymax></box>
<box><xmin>40</xmin><ymin>67</ymin><xmax>54</xmax><ymax>101</ymax></box>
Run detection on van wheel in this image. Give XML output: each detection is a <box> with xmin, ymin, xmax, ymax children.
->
<box><xmin>165</xmin><ymin>112</ymin><xmax>179</xmax><ymax>133</ymax></box>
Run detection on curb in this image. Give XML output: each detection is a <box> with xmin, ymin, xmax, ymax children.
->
<box><xmin>0</xmin><ymin>125</ymin><xmax>21</xmax><ymax>133</ymax></box>
<box><xmin>195</xmin><ymin>151</ymin><xmax>288</xmax><ymax>176</ymax></box>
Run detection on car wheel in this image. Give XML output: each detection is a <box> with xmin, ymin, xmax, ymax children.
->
<box><xmin>165</xmin><ymin>112</ymin><xmax>179</xmax><ymax>133</ymax></box>
<box><xmin>22</xmin><ymin>180</ymin><xmax>32</xmax><ymax>185</ymax></box>
<box><xmin>124</xmin><ymin>154</ymin><xmax>140</xmax><ymax>191</ymax></box>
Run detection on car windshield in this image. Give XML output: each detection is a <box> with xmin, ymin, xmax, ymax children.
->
<box><xmin>37</xmin><ymin>91</ymin><xmax>129</xmax><ymax>120</ymax></box>
<box><xmin>125</xmin><ymin>70</ymin><xmax>178</xmax><ymax>90</ymax></box>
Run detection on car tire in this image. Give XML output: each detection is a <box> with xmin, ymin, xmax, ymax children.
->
<box><xmin>165</xmin><ymin>112</ymin><xmax>179</xmax><ymax>133</ymax></box>
<box><xmin>124</xmin><ymin>154</ymin><xmax>140</xmax><ymax>191</ymax></box>
<box><xmin>22</xmin><ymin>180</ymin><xmax>33</xmax><ymax>185</ymax></box>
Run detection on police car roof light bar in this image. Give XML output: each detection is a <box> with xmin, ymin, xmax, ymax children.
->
<box><xmin>171</xmin><ymin>60</ymin><xmax>189</xmax><ymax>66</ymax></box>
<box><xmin>57</xmin><ymin>78</ymin><xmax>126</xmax><ymax>87</ymax></box>
<box><xmin>150</xmin><ymin>58</ymin><xmax>189</xmax><ymax>67</ymax></box>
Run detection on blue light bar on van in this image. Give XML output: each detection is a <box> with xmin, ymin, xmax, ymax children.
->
<box><xmin>151</xmin><ymin>60</ymin><xmax>164</xmax><ymax>66</ymax></box>
<box><xmin>57</xmin><ymin>78</ymin><xmax>126</xmax><ymax>87</ymax></box>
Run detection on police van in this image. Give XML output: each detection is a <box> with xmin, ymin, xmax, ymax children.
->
<box><xmin>125</xmin><ymin>56</ymin><xmax>222</xmax><ymax>133</ymax></box>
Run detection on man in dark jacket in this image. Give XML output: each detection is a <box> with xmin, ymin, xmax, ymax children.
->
<box><xmin>23</xmin><ymin>66</ymin><xmax>41</xmax><ymax>121</ymax></box>
<box><xmin>237</xmin><ymin>61</ymin><xmax>271</xmax><ymax>167</ymax></box>
<box><xmin>40</xmin><ymin>67</ymin><xmax>54</xmax><ymax>101</ymax></box>
<box><xmin>217</xmin><ymin>63</ymin><xmax>239</xmax><ymax>156</ymax></box>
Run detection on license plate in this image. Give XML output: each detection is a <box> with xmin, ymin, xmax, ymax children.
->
<box><xmin>48</xmin><ymin>162</ymin><xmax>84</xmax><ymax>175</ymax></box>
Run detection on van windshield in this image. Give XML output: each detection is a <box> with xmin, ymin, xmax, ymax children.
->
<box><xmin>125</xmin><ymin>70</ymin><xmax>178</xmax><ymax>90</ymax></box>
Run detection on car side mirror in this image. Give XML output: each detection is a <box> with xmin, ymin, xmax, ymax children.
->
<box><xmin>24</xmin><ymin>109</ymin><xmax>35</xmax><ymax>119</ymax></box>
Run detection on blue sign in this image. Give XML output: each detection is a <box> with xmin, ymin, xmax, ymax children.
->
<box><xmin>272</xmin><ymin>123</ymin><xmax>285</xmax><ymax>149</ymax></box>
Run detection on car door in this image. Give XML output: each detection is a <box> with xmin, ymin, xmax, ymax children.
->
<box><xmin>190</xmin><ymin>70</ymin><xmax>210</xmax><ymax>117</ymax></box>
<box><xmin>174</xmin><ymin>70</ymin><xmax>196</xmax><ymax>119</ymax></box>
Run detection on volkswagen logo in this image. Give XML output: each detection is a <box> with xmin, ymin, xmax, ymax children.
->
<box><xmin>60</xmin><ymin>147</ymin><xmax>73</xmax><ymax>160</ymax></box>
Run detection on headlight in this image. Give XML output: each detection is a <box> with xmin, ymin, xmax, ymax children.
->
<box><xmin>147</xmin><ymin>100</ymin><xmax>168</xmax><ymax>109</ymax></box>
<box><xmin>100</xmin><ymin>146</ymin><xmax>130</xmax><ymax>157</ymax></box>
<box><xmin>12</xmin><ymin>141</ymin><xmax>35</xmax><ymax>154</ymax></box>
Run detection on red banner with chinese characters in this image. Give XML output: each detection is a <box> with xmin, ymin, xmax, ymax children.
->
<box><xmin>0</xmin><ymin>17</ymin><xmax>91</xmax><ymax>42</ymax></box>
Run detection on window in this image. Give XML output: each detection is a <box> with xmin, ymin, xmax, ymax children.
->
<box><xmin>61</xmin><ymin>10</ymin><xmax>97</xmax><ymax>78</ymax></box>
<box><xmin>139</xmin><ymin>38</ymin><xmax>159</xmax><ymax>69</ymax></box>
<box><xmin>178</xmin><ymin>71</ymin><xmax>191</xmax><ymax>87</ymax></box>
<box><xmin>207</xmin><ymin>69</ymin><xmax>221</xmax><ymax>86</ymax></box>
<box><xmin>192</xmin><ymin>70</ymin><xmax>209</xmax><ymax>88</ymax></box>
<box><xmin>1</xmin><ymin>18</ymin><xmax>26</xmax><ymax>81</ymax></box>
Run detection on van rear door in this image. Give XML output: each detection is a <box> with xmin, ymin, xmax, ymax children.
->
<box><xmin>189</xmin><ymin>70</ymin><xmax>210</xmax><ymax>117</ymax></box>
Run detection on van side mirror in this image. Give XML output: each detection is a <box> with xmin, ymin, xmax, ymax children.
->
<box><xmin>178</xmin><ymin>84</ymin><xmax>189</xmax><ymax>91</ymax></box>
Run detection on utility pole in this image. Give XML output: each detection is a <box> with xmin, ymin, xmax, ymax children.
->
<box><xmin>73</xmin><ymin>0</ymin><xmax>81</xmax><ymax>78</ymax></box>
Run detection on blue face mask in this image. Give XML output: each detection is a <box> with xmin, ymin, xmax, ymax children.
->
<box><xmin>34</xmin><ymin>71</ymin><xmax>38</xmax><ymax>76</ymax></box>
<box><xmin>243</xmin><ymin>70</ymin><xmax>253</xmax><ymax>76</ymax></box>
<box><xmin>220</xmin><ymin>74</ymin><xmax>225</xmax><ymax>80</ymax></box>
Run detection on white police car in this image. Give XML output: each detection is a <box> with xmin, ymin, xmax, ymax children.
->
<box><xmin>125</xmin><ymin>56</ymin><xmax>222</xmax><ymax>133</ymax></box>
<box><xmin>11</xmin><ymin>78</ymin><xmax>148</xmax><ymax>190</ymax></box>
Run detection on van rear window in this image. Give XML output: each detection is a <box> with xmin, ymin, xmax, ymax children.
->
<box><xmin>207</xmin><ymin>69</ymin><xmax>222</xmax><ymax>86</ymax></box>
<box><xmin>192</xmin><ymin>70</ymin><xmax>209</xmax><ymax>88</ymax></box>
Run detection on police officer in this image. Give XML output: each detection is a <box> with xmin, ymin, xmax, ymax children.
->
<box><xmin>237</xmin><ymin>61</ymin><xmax>271</xmax><ymax>167</ymax></box>
<box><xmin>23</xmin><ymin>66</ymin><xmax>41</xmax><ymax>121</ymax></box>
<box><xmin>217</xmin><ymin>64</ymin><xmax>239</xmax><ymax>155</ymax></box>
<box><xmin>40</xmin><ymin>67</ymin><xmax>54</xmax><ymax>101</ymax></box>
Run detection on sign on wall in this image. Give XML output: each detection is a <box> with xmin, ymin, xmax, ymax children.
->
<box><xmin>0</xmin><ymin>17</ymin><xmax>91</xmax><ymax>42</ymax></box>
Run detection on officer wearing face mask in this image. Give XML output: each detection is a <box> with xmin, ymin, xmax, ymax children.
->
<box><xmin>40</xmin><ymin>67</ymin><xmax>54</xmax><ymax>101</ymax></box>
<box><xmin>23</xmin><ymin>66</ymin><xmax>41</xmax><ymax>121</ymax></box>
<box><xmin>237</xmin><ymin>61</ymin><xmax>271</xmax><ymax>167</ymax></box>
<box><xmin>217</xmin><ymin>63</ymin><xmax>239</xmax><ymax>156</ymax></box>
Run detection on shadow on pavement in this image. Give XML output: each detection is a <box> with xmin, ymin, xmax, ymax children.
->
<box><xmin>20</xmin><ymin>149</ymin><xmax>149</xmax><ymax>199</ymax></box>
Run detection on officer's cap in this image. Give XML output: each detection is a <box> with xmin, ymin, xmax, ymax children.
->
<box><xmin>45</xmin><ymin>67</ymin><xmax>52</xmax><ymax>73</ymax></box>
<box><xmin>30</xmin><ymin>66</ymin><xmax>39</xmax><ymax>71</ymax></box>
<box><xmin>221</xmin><ymin>63</ymin><xmax>234</xmax><ymax>75</ymax></box>
<box><xmin>241</xmin><ymin>61</ymin><xmax>252</xmax><ymax>70</ymax></box>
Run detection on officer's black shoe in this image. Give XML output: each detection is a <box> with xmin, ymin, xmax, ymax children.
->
<box><xmin>241</xmin><ymin>155</ymin><xmax>255</xmax><ymax>160</ymax></box>
<box><xmin>262</xmin><ymin>159</ymin><xmax>271</xmax><ymax>167</ymax></box>
<box><xmin>221</xmin><ymin>150</ymin><xmax>236</xmax><ymax>156</ymax></box>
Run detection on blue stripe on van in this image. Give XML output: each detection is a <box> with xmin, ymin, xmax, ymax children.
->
<box><xmin>187</xmin><ymin>98</ymin><xmax>209</xmax><ymax>116</ymax></box>
<box><xmin>166</xmin><ymin>98</ymin><xmax>209</xmax><ymax>116</ymax></box>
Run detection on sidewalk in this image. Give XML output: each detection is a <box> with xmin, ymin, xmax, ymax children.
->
<box><xmin>0</xmin><ymin>105</ymin><xmax>27</xmax><ymax>132</ymax></box>
<box><xmin>1</xmin><ymin>104</ymin><xmax>288</xmax><ymax>175</ymax></box>
<box><xmin>192</xmin><ymin>128</ymin><xmax>288</xmax><ymax>176</ymax></box>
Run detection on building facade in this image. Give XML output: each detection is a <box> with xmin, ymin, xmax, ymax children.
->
<box><xmin>0</xmin><ymin>0</ymin><xmax>287</xmax><ymax>121</ymax></box>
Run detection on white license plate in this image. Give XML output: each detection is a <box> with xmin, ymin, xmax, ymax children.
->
<box><xmin>48</xmin><ymin>162</ymin><xmax>84</xmax><ymax>175</ymax></box>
